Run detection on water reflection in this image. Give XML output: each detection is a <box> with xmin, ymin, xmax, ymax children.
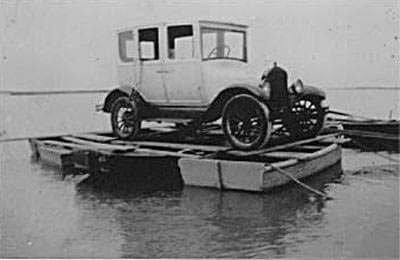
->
<box><xmin>74</xmin><ymin>163</ymin><xmax>342</xmax><ymax>258</ymax></box>
<box><xmin>3</xmin><ymin>142</ymin><xmax>397</xmax><ymax>258</ymax></box>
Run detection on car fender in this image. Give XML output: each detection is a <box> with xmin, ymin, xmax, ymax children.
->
<box><xmin>301</xmin><ymin>85</ymin><xmax>326</xmax><ymax>100</ymax></box>
<box><xmin>200</xmin><ymin>83</ymin><xmax>270</xmax><ymax>122</ymax></box>
<box><xmin>103</xmin><ymin>85</ymin><xmax>135</xmax><ymax>113</ymax></box>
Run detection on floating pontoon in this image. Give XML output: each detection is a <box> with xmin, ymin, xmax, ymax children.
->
<box><xmin>29</xmin><ymin>127</ymin><xmax>341</xmax><ymax>192</ymax></box>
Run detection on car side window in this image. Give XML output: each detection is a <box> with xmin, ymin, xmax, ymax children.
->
<box><xmin>118</xmin><ymin>31</ymin><xmax>134</xmax><ymax>63</ymax></box>
<box><xmin>138</xmin><ymin>28</ymin><xmax>159</xmax><ymax>61</ymax></box>
<box><xmin>167</xmin><ymin>25</ymin><xmax>194</xmax><ymax>60</ymax></box>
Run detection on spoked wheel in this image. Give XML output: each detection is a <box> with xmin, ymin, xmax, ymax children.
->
<box><xmin>222</xmin><ymin>94</ymin><xmax>272</xmax><ymax>150</ymax></box>
<box><xmin>283</xmin><ymin>97</ymin><xmax>325</xmax><ymax>139</ymax></box>
<box><xmin>111</xmin><ymin>96</ymin><xmax>141</xmax><ymax>139</ymax></box>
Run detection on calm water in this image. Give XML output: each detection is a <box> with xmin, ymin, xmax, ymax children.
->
<box><xmin>0</xmin><ymin>141</ymin><xmax>398</xmax><ymax>258</ymax></box>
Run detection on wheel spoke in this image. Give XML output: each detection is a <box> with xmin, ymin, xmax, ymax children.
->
<box><xmin>286</xmin><ymin>98</ymin><xmax>324</xmax><ymax>135</ymax></box>
<box><xmin>121</xmin><ymin>125</ymin><xmax>126</xmax><ymax>133</ymax></box>
<box><xmin>118</xmin><ymin>123</ymin><xmax>125</xmax><ymax>130</ymax></box>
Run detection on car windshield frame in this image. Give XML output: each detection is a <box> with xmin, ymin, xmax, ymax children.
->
<box><xmin>200</xmin><ymin>26</ymin><xmax>247</xmax><ymax>63</ymax></box>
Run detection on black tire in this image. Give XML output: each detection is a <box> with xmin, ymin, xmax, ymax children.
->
<box><xmin>283</xmin><ymin>97</ymin><xmax>325</xmax><ymax>139</ymax></box>
<box><xmin>110</xmin><ymin>96</ymin><xmax>141</xmax><ymax>139</ymax></box>
<box><xmin>222</xmin><ymin>94</ymin><xmax>272</xmax><ymax>150</ymax></box>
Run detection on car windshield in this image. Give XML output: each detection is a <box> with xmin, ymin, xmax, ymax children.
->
<box><xmin>201</xmin><ymin>27</ymin><xmax>247</xmax><ymax>62</ymax></box>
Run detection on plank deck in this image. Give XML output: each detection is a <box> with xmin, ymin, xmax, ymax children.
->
<box><xmin>59</xmin><ymin>137</ymin><xmax>207</xmax><ymax>158</ymax></box>
<box><xmin>30</xmin><ymin>132</ymin><xmax>342</xmax><ymax>192</ymax></box>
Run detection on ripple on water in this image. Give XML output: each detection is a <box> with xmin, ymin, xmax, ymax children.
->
<box><xmin>0</xmin><ymin>142</ymin><xmax>398</xmax><ymax>258</ymax></box>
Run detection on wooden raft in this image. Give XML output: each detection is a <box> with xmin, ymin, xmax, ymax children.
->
<box><xmin>29</xmin><ymin>131</ymin><xmax>342</xmax><ymax>192</ymax></box>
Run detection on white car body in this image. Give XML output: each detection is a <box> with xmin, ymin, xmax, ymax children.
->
<box><xmin>116</xmin><ymin>20</ymin><xmax>261</xmax><ymax>110</ymax></box>
<box><xmin>104</xmin><ymin>19</ymin><xmax>327</xmax><ymax>149</ymax></box>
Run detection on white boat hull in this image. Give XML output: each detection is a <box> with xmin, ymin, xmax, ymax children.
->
<box><xmin>179</xmin><ymin>143</ymin><xmax>341</xmax><ymax>192</ymax></box>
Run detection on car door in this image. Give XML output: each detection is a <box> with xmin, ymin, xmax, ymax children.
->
<box><xmin>163</xmin><ymin>24</ymin><xmax>204</xmax><ymax>106</ymax></box>
<box><xmin>136</xmin><ymin>26</ymin><xmax>168</xmax><ymax>104</ymax></box>
<box><xmin>117</xmin><ymin>29</ymin><xmax>137</xmax><ymax>89</ymax></box>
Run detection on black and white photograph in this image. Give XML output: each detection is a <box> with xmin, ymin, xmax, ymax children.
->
<box><xmin>0</xmin><ymin>0</ymin><xmax>399</xmax><ymax>258</ymax></box>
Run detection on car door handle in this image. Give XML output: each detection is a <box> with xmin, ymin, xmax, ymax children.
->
<box><xmin>156</xmin><ymin>70</ymin><xmax>169</xmax><ymax>74</ymax></box>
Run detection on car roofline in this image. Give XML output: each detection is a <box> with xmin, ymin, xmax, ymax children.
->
<box><xmin>114</xmin><ymin>19</ymin><xmax>248</xmax><ymax>33</ymax></box>
<box><xmin>198</xmin><ymin>20</ymin><xmax>248</xmax><ymax>29</ymax></box>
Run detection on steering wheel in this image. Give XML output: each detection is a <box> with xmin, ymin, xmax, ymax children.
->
<box><xmin>207</xmin><ymin>44</ymin><xmax>231</xmax><ymax>58</ymax></box>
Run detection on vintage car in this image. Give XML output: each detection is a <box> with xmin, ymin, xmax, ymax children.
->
<box><xmin>101</xmin><ymin>20</ymin><xmax>328</xmax><ymax>150</ymax></box>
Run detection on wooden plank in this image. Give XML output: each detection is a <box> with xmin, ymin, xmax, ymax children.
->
<box><xmin>41</xmin><ymin>140</ymin><xmax>88</xmax><ymax>150</ymax></box>
<box><xmin>294</xmin><ymin>145</ymin><xmax>324</xmax><ymax>149</ymax></box>
<box><xmin>284</xmin><ymin>145</ymin><xmax>324</xmax><ymax>152</ymax></box>
<box><xmin>72</xmin><ymin>133</ymin><xmax>117</xmax><ymax>143</ymax></box>
<box><xmin>45</xmin><ymin>137</ymin><xmax>200</xmax><ymax>157</ymax></box>
<box><xmin>340</xmin><ymin>129</ymin><xmax>399</xmax><ymax>141</ymax></box>
<box><xmin>41</xmin><ymin>139</ymin><xmax>114</xmax><ymax>152</ymax></box>
<box><xmin>113</xmin><ymin>140</ymin><xmax>228</xmax><ymax>152</ymax></box>
<box><xmin>228</xmin><ymin>134</ymin><xmax>338</xmax><ymax>157</ymax></box>
<box><xmin>39</xmin><ymin>139</ymin><xmax>201</xmax><ymax>158</ymax></box>
<box><xmin>127</xmin><ymin>148</ymin><xmax>201</xmax><ymax>158</ymax></box>
<box><xmin>263</xmin><ymin>151</ymin><xmax>312</xmax><ymax>160</ymax></box>
<box><xmin>61</xmin><ymin>136</ymin><xmax>136</xmax><ymax>152</ymax></box>
<box><xmin>39</xmin><ymin>140</ymin><xmax>130</xmax><ymax>160</ymax></box>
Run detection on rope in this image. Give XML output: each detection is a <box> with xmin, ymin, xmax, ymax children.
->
<box><xmin>350</xmin><ymin>139</ymin><xmax>400</xmax><ymax>163</ymax></box>
<box><xmin>265</xmin><ymin>163</ymin><xmax>332</xmax><ymax>199</ymax></box>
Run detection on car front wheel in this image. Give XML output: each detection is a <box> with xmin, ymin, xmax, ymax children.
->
<box><xmin>111</xmin><ymin>96</ymin><xmax>141</xmax><ymax>139</ymax></box>
<box><xmin>283</xmin><ymin>97</ymin><xmax>325</xmax><ymax>139</ymax></box>
<box><xmin>222</xmin><ymin>94</ymin><xmax>272</xmax><ymax>150</ymax></box>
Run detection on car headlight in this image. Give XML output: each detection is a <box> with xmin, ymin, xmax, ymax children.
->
<box><xmin>293</xmin><ymin>79</ymin><xmax>304</xmax><ymax>94</ymax></box>
<box><xmin>320</xmin><ymin>99</ymin><xmax>329</xmax><ymax>108</ymax></box>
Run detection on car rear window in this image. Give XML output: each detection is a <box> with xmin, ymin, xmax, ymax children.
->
<box><xmin>118</xmin><ymin>30</ymin><xmax>134</xmax><ymax>63</ymax></box>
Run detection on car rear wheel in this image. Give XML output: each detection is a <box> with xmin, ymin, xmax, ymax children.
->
<box><xmin>283</xmin><ymin>97</ymin><xmax>325</xmax><ymax>139</ymax></box>
<box><xmin>222</xmin><ymin>94</ymin><xmax>272</xmax><ymax>150</ymax></box>
<box><xmin>111</xmin><ymin>96</ymin><xmax>141</xmax><ymax>139</ymax></box>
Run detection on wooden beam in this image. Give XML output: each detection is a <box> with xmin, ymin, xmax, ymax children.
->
<box><xmin>72</xmin><ymin>133</ymin><xmax>117</xmax><ymax>143</ymax></box>
<box><xmin>262</xmin><ymin>151</ymin><xmax>311</xmax><ymax>160</ymax></box>
<box><xmin>112</xmin><ymin>140</ymin><xmax>228</xmax><ymax>152</ymax></box>
<box><xmin>228</xmin><ymin>134</ymin><xmax>338</xmax><ymax>157</ymax></box>
<box><xmin>61</xmin><ymin>136</ymin><xmax>136</xmax><ymax>152</ymax></box>
<box><xmin>124</xmin><ymin>148</ymin><xmax>200</xmax><ymax>158</ymax></box>
<box><xmin>40</xmin><ymin>140</ymin><xmax>101</xmax><ymax>151</ymax></box>
<box><xmin>340</xmin><ymin>129</ymin><xmax>400</xmax><ymax>141</ymax></box>
<box><xmin>281</xmin><ymin>145</ymin><xmax>324</xmax><ymax>152</ymax></box>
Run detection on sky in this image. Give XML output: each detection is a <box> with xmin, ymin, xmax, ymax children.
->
<box><xmin>0</xmin><ymin>0</ymin><xmax>399</xmax><ymax>91</ymax></box>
